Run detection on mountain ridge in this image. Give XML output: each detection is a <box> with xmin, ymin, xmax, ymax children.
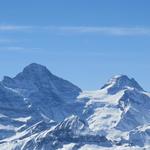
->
<box><xmin>0</xmin><ymin>63</ymin><xmax>150</xmax><ymax>150</ymax></box>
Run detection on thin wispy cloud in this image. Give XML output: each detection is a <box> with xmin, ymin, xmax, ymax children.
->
<box><xmin>0</xmin><ymin>25</ymin><xmax>150</xmax><ymax>36</ymax></box>
<box><xmin>55</xmin><ymin>26</ymin><xmax>150</xmax><ymax>36</ymax></box>
<box><xmin>0</xmin><ymin>46</ymin><xmax>41</xmax><ymax>52</ymax></box>
<box><xmin>0</xmin><ymin>25</ymin><xmax>33</xmax><ymax>31</ymax></box>
<box><xmin>0</xmin><ymin>39</ymin><xmax>13</xmax><ymax>43</ymax></box>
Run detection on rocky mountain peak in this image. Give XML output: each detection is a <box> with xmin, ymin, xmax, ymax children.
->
<box><xmin>101</xmin><ymin>75</ymin><xmax>144</xmax><ymax>94</ymax></box>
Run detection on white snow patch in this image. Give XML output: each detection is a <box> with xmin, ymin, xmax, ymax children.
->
<box><xmin>58</xmin><ymin>143</ymin><xmax>76</xmax><ymax>150</ymax></box>
<box><xmin>40</xmin><ymin>113</ymin><xmax>50</xmax><ymax>121</ymax></box>
<box><xmin>0</xmin><ymin>124</ymin><xmax>15</xmax><ymax>131</ymax></box>
<box><xmin>79</xmin><ymin>144</ymin><xmax>143</xmax><ymax>150</ymax></box>
<box><xmin>12</xmin><ymin>116</ymin><xmax>31</xmax><ymax>122</ymax></box>
<box><xmin>0</xmin><ymin>113</ymin><xmax>7</xmax><ymax>118</ymax></box>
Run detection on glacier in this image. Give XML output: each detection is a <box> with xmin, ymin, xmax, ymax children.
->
<box><xmin>0</xmin><ymin>63</ymin><xmax>150</xmax><ymax>150</ymax></box>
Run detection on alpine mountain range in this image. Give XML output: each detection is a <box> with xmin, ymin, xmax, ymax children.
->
<box><xmin>0</xmin><ymin>63</ymin><xmax>150</xmax><ymax>150</ymax></box>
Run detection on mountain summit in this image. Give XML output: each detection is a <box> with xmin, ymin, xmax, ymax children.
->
<box><xmin>16</xmin><ymin>63</ymin><xmax>53</xmax><ymax>79</ymax></box>
<box><xmin>2</xmin><ymin>63</ymin><xmax>81</xmax><ymax>98</ymax></box>
<box><xmin>101</xmin><ymin>75</ymin><xmax>144</xmax><ymax>94</ymax></box>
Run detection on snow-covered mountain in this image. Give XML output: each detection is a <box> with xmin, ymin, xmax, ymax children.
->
<box><xmin>1</xmin><ymin>63</ymin><xmax>83</xmax><ymax>122</ymax></box>
<box><xmin>0</xmin><ymin>64</ymin><xmax>150</xmax><ymax>150</ymax></box>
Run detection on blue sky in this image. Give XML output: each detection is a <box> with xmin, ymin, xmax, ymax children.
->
<box><xmin>0</xmin><ymin>0</ymin><xmax>150</xmax><ymax>90</ymax></box>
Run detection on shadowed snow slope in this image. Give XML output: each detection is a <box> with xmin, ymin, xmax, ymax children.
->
<box><xmin>0</xmin><ymin>64</ymin><xmax>150</xmax><ymax>150</ymax></box>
